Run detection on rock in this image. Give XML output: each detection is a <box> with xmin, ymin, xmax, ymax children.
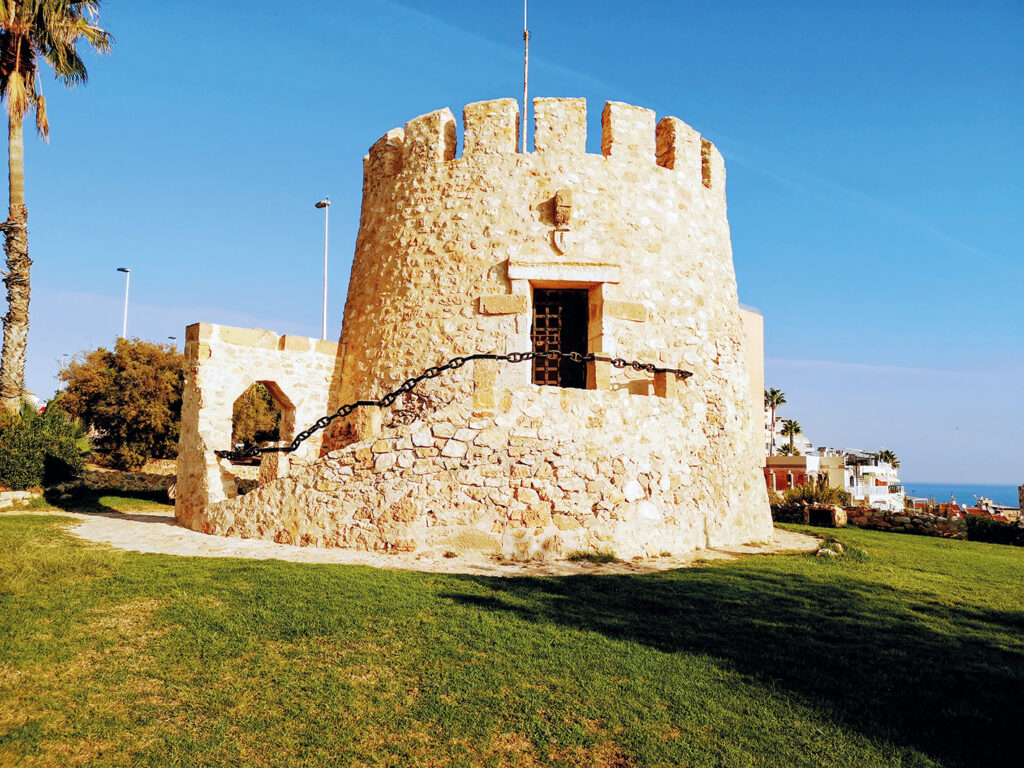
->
<box><xmin>623</xmin><ymin>479</ymin><xmax>645</xmax><ymax>503</ymax></box>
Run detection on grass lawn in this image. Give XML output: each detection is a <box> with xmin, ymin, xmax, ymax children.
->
<box><xmin>1</xmin><ymin>513</ymin><xmax>1022</xmax><ymax>767</ymax></box>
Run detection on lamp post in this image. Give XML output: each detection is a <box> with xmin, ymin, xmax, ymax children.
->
<box><xmin>314</xmin><ymin>197</ymin><xmax>330</xmax><ymax>341</ymax></box>
<box><xmin>116</xmin><ymin>267</ymin><xmax>130</xmax><ymax>338</ymax></box>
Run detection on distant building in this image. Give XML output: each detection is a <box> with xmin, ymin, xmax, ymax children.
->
<box><xmin>766</xmin><ymin>447</ymin><xmax>906</xmax><ymax>512</ymax></box>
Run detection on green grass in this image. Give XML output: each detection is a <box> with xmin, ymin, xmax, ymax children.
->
<box><xmin>1</xmin><ymin>518</ymin><xmax>1021</xmax><ymax>767</ymax></box>
<box><xmin>9</xmin><ymin>487</ymin><xmax>174</xmax><ymax>515</ymax></box>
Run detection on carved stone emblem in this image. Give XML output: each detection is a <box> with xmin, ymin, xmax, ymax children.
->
<box><xmin>552</xmin><ymin>188</ymin><xmax>575</xmax><ymax>254</ymax></box>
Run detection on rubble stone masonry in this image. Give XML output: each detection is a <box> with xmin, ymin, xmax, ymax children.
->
<box><xmin>176</xmin><ymin>97</ymin><xmax>773</xmax><ymax>559</ymax></box>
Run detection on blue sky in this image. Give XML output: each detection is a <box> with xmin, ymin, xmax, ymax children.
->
<box><xmin>13</xmin><ymin>0</ymin><xmax>1022</xmax><ymax>482</ymax></box>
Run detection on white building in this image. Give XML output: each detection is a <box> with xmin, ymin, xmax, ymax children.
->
<box><xmin>841</xmin><ymin>450</ymin><xmax>905</xmax><ymax>512</ymax></box>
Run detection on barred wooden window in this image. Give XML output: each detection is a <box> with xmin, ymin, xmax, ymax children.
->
<box><xmin>531</xmin><ymin>288</ymin><xmax>588</xmax><ymax>389</ymax></box>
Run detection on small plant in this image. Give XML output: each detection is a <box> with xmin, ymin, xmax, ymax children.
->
<box><xmin>567</xmin><ymin>548</ymin><xmax>619</xmax><ymax>564</ymax></box>
<box><xmin>767</xmin><ymin>488</ymin><xmax>783</xmax><ymax>506</ymax></box>
<box><xmin>443</xmin><ymin>550</ymin><xmax>458</xmax><ymax>559</ymax></box>
<box><xmin>784</xmin><ymin>475</ymin><xmax>851</xmax><ymax>507</ymax></box>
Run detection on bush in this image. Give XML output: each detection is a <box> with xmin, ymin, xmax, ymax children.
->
<box><xmin>783</xmin><ymin>475</ymin><xmax>851</xmax><ymax>507</ymax></box>
<box><xmin>0</xmin><ymin>402</ymin><xmax>90</xmax><ymax>490</ymax></box>
<box><xmin>58</xmin><ymin>338</ymin><xmax>183</xmax><ymax>471</ymax></box>
<box><xmin>231</xmin><ymin>383</ymin><xmax>281</xmax><ymax>449</ymax></box>
<box><xmin>965</xmin><ymin>515</ymin><xmax>1024</xmax><ymax>546</ymax></box>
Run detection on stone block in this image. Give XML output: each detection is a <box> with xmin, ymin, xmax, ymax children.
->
<box><xmin>601</xmin><ymin>101</ymin><xmax>656</xmax><ymax>160</ymax></box>
<box><xmin>403</xmin><ymin>108</ymin><xmax>457</xmax><ymax>165</ymax></box>
<box><xmin>479</xmin><ymin>294</ymin><xmax>528</xmax><ymax>315</ymax></box>
<box><xmin>655</xmin><ymin>116</ymin><xmax>701</xmax><ymax>176</ymax></box>
<box><xmin>279</xmin><ymin>335</ymin><xmax>311</xmax><ymax>352</ymax></box>
<box><xmin>605</xmin><ymin>301</ymin><xmax>648</xmax><ymax>322</ymax></box>
<box><xmin>533</xmin><ymin>97</ymin><xmax>587</xmax><ymax>154</ymax></box>
<box><xmin>219</xmin><ymin>326</ymin><xmax>278</xmax><ymax>350</ymax></box>
<box><xmin>463</xmin><ymin>98</ymin><xmax>519</xmax><ymax>155</ymax></box>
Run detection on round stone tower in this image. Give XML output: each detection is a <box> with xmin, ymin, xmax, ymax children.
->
<box><xmin>195</xmin><ymin>97</ymin><xmax>772</xmax><ymax>560</ymax></box>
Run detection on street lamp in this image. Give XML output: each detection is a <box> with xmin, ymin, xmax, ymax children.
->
<box><xmin>314</xmin><ymin>197</ymin><xmax>330</xmax><ymax>341</ymax></box>
<box><xmin>116</xmin><ymin>267</ymin><xmax>130</xmax><ymax>338</ymax></box>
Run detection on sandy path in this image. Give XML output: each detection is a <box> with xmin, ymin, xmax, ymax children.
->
<box><xmin>2</xmin><ymin>508</ymin><xmax>820</xmax><ymax>577</ymax></box>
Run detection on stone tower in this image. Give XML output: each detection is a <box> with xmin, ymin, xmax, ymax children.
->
<box><xmin>175</xmin><ymin>97</ymin><xmax>772</xmax><ymax>560</ymax></box>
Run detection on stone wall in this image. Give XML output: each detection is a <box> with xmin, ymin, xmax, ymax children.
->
<box><xmin>194</xmin><ymin>383</ymin><xmax>771</xmax><ymax>559</ymax></box>
<box><xmin>0</xmin><ymin>490</ymin><xmax>40</xmax><ymax>509</ymax></box>
<box><xmin>845</xmin><ymin>506</ymin><xmax>967</xmax><ymax>539</ymax></box>
<box><xmin>177</xmin><ymin>96</ymin><xmax>772</xmax><ymax>559</ymax></box>
<box><xmin>82</xmin><ymin>465</ymin><xmax>174</xmax><ymax>494</ymax></box>
<box><xmin>175</xmin><ymin>323</ymin><xmax>341</xmax><ymax>528</ymax></box>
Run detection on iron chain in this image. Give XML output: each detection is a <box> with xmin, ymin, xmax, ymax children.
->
<box><xmin>215</xmin><ymin>351</ymin><xmax>692</xmax><ymax>462</ymax></box>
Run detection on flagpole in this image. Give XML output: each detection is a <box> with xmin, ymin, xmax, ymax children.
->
<box><xmin>522</xmin><ymin>0</ymin><xmax>529</xmax><ymax>153</ymax></box>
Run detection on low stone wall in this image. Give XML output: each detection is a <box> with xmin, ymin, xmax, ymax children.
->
<box><xmin>847</xmin><ymin>507</ymin><xmax>967</xmax><ymax>539</ymax></box>
<box><xmin>182</xmin><ymin>384</ymin><xmax>772</xmax><ymax>561</ymax></box>
<box><xmin>0</xmin><ymin>490</ymin><xmax>41</xmax><ymax>509</ymax></box>
<box><xmin>82</xmin><ymin>464</ymin><xmax>176</xmax><ymax>494</ymax></box>
<box><xmin>771</xmin><ymin>504</ymin><xmax>847</xmax><ymax>527</ymax></box>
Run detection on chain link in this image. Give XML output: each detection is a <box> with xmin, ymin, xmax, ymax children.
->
<box><xmin>215</xmin><ymin>352</ymin><xmax>692</xmax><ymax>462</ymax></box>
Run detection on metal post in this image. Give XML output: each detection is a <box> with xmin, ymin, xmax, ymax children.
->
<box><xmin>522</xmin><ymin>0</ymin><xmax>529</xmax><ymax>153</ymax></box>
<box><xmin>116</xmin><ymin>267</ymin><xmax>130</xmax><ymax>338</ymax></box>
<box><xmin>315</xmin><ymin>197</ymin><xmax>331</xmax><ymax>341</ymax></box>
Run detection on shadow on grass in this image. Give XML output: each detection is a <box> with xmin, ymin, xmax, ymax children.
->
<box><xmin>29</xmin><ymin>487</ymin><xmax>175</xmax><ymax>521</ymax></box>
<box><xmin>443</xmin><ymin>564</ymin><xmax>1022</xmax><ymax>767</ymax></box>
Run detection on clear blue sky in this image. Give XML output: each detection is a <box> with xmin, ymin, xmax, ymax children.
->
<box><xmin>14</xmin><ymin>0</ymin><xmax>1022</xmax><ymax>483</ymax></box>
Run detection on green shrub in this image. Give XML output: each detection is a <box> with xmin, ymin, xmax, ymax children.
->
<box><xmin>783</xmin><ymin>475</ymin><xmax>851</xmax><ymax>507</ymax></box>
<box><xmin>965</xmin><ymin>514</ymin><xmax>1024</xmax><ymax>546</ymax></box>
<box><xmin>0</xmin><ymin>402</ymin><xmax>90</xmax><ymax>490</ymax></box>
<box><xmin>567</xmin><ymin>548</ymin><xmax>619</xmax><ymax>564</ymax></box>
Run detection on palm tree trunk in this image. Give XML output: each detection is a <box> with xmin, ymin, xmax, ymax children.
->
<box><xmin>0</xmin><ymin>113</ymin><xmax>31</xmax><ymax>413</ymax></box>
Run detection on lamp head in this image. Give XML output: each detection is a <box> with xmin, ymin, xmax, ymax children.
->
<box><xmin>315</xmin><ymin>197</ymin><xmax>330</xmax><ymax>209</ymax></box>
<box><xmin>116</xmin><ymin>267</ymin><xmax>130</xmax><ymax>273</ymax></box>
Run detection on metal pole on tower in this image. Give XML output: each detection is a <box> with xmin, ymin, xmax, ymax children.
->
<box><xmin>522</xmin><ymin>0</ymin><xmax>529</xmax><ymax>153</ymax></box>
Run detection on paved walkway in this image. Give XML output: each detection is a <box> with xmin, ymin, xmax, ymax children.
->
<box><xmin>2</xmin><ymin>508</ymin><xmax>820</xmax><ymax>577</ymax></box>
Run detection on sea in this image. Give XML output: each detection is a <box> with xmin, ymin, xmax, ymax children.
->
<box><xmin>903</xmin><ymin>482</ymin><xmax>1020</xmax><ymax>509</ymax></box>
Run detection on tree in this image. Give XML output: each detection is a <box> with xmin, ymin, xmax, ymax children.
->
<box><xmin>878</xmin><ymin>449</ymin><xmax>900</xmax><ymax>469</ymax></box>
<box><xmin>764</xmin><ymin>387</ymin><xmax>786</xmax><ymax>455</ymax></box>
<box><xmin>0</xmin><ymin>2</ymin><xmax>112</xmax><ymax>412</ymax></box>
<box><xmin>231</xmin><ymin>383</ymin><xmax>281</xmax><ymax>450</ymax></box>
<box><xmin>780</xmin><ymin>419</ymin><xmax>802</xmax><ymax>452</ymax></box>
<box><xmin>58</xmin><ymin>338</ymin><xmax>182</xmax><ymax>470</ymax></box>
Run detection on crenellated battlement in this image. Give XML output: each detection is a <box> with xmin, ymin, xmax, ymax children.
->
<box><xmin>361</xmin><ymin>97</ymin><xmax>725</xmax><ymax>192</ymax></box>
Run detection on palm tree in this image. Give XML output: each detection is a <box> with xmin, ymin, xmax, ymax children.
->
<box><xmin>764</xmin><ymin>387</ymin><xmax>786</xmax><ymax>455</ymax></box>
<box><xmin>780</xmin><ymin>419</ymin><xmax>802</xmax><ymax>452</ymax></box>
<box><xmin>878</xmin><ymin>449</ymin><xmax>900</xmax><ymax>469</ymax></box>
<box><xmin>0</xmin><ymin>1</ymin><xmax>111</xmax><ymax>412</ymax></box>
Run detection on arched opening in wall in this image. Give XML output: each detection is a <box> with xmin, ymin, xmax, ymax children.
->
<box><xmin>232</xmin><ymin>382</ymin><xmax>283</xmax><ymax>452</ymax></box>
<box><xmin>227</xmin><ymin>382</ymin><xmax>297</xmax><ymax>491</ymax></box>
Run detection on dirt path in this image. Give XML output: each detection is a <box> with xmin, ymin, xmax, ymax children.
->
<box><xmin>3</xmin><ymin>508</ymin><xmax>820</xmax><ymax>577</ymax></box>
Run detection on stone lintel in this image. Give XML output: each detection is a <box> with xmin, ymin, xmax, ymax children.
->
<box><xmin>507</xmin><ymin>259</ymin><xmax>621</xmax><ymax>285</ymax></box>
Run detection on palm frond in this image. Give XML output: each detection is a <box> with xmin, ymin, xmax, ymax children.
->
<box><xmin>34</xmin><ymin>92</ymin><xmax>47</xmax><ymax>138</ymax></box>
<box><xmin>3</xmin><ymin>68</ymin><xmax>29</xmax><ymax>120</ymax></box>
